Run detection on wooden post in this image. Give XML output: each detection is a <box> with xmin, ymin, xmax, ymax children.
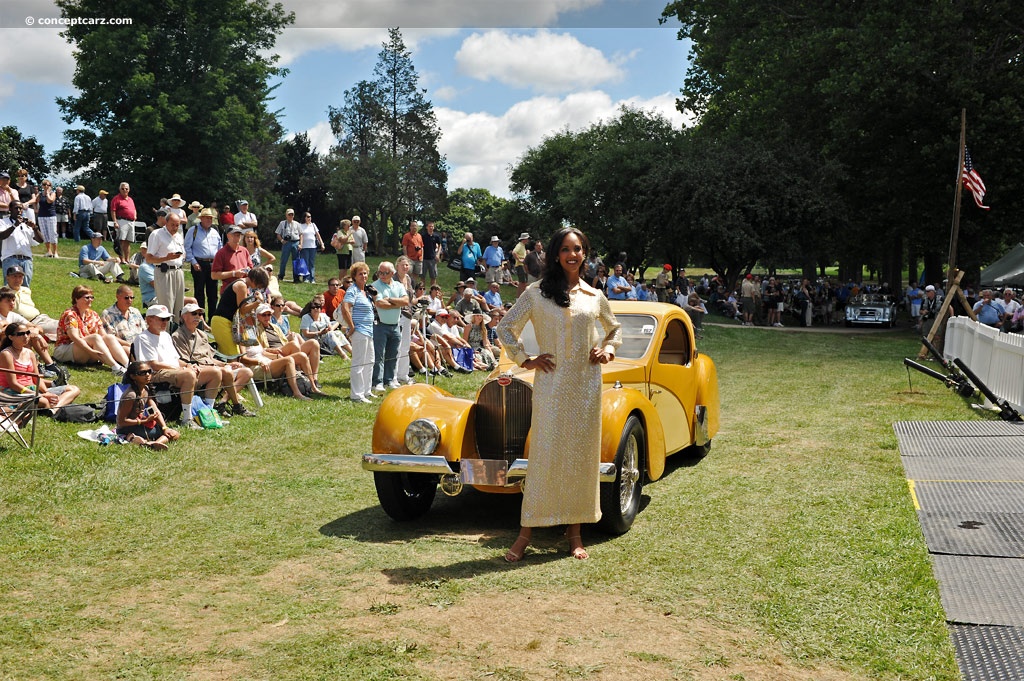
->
<box><xmin>947</xmin><ymin>109</ymin><xmax>966</xmax><ymax>285</ymax></box>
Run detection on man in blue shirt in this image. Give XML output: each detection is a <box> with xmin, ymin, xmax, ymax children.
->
<box><xmin>78</xmin><ymin>233</ymin><xmax>124</xmax><ymax>282</ymax></box>
<box><xmin>184</xmin><ymin>208</ymin><xmax>223</xmax><ymax>315</ymax></box>
<box><xmin>606</xmin><ymin>264</ymin><xmax>631</xmax><ymax>300</ymax></box>
<box><xmin>483</xmin><ymin>280</ymin><xmax>503</xmax><ymax>311</ymax></box>
<box><xmin>458</xmin><ymin>232</ymin><xmax>482</xmax><ymax>282</ymax></box>
<box><xmin>973</xmin><ymin>289</ymin><xmax>1003</xmax><ymax>327</ymax></box>
<box><xmin>483</xmin><ymin>235</ymin><xmax>505</xmax><ymax>285</ymax></box>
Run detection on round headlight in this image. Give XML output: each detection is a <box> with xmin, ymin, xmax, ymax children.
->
<box><xmin>404</xmin><ymin>418</ymin><xmax>441</xmax><ymax>455</ymax></box>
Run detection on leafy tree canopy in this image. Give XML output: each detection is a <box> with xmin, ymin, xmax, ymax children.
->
<box><xmin>54</xmin><ymin>0</ymin><xmax>294</xmax><ymax>214</ymax></box>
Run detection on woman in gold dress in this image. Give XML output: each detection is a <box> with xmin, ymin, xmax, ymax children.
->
<box><xmin>496</xmin><ymin>227</ymin><xmax>621</xmax><ymax>562</ymax></box>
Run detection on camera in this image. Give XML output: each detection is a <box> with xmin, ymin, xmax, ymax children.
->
<box><xmin>159</xmin><ymin>263</ymin><xmax>169</xmax><ymax>273</ymax></box>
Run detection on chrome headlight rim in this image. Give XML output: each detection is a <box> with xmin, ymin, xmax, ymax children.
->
<box><xmin>404</xmin><ymin>418</ymin><xmax>441</xmax><ymax>456</ymax></box>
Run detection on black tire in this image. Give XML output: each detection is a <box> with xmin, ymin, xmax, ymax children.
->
<box><xmin>599</xmin><ymin>415</ymin><xmax>645</xmax><ymax>535</ymax></box>
<box><xmin>373</xmin><ymin>472</ymin><xmax>438</xmax><ymax>521</ymax></box>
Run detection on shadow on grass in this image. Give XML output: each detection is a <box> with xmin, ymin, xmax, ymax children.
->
<box><xmin>319</xmin><ymin>487</ymin><xmax>637</xmax><ymax>580</ymax></box>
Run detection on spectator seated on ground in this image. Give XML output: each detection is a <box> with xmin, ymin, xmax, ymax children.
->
<box><xmin>409</xmin><ymin>322</ymin><xmax>445</xmax><ymax>376</ymax></box>
<box><xmin>0</xmin><ymin>321</ymin><xmax>81</xmax><ymax>420</ymax></box>
<box><xmin>54</xmin><ymin>285</ymin><xmax>131</xmax><ymax>375</ymax></box>
<box><xmin>101</xmin><ymin>284</ymin><xmax>145</xmax><ymax>352</ymax></box>
<box><xmin>454</xmin><ymin>287</ymin><xmax>483</xmax><ymax>318</ymax></box>
<box><xmin>6</xmin><ymin>265</ymin><xmax>58</xmax><ymax>339</ymax></box>
<box><xmin>77</xmin><ymin>233</ymin><xmax>124</xmax><ymax>283</ymax></box>
<box><xmin>236</xmin><ymin>307</ymin><xmax>324</xmax><ymax>399</ymax></box>
<box><xmin>132</xmin><ymin>304</ymin><xmax>222</xmax><ymax>430</ymax></box>
<box><xmin>263</xmin><ymin>265</ymin><xmax>303</xmax><ymax>316</ymax></box>
<box><xmin>681</xmin><ymin>292</ymin><xmax>708</xmax><ymax>333</ymax></box>
<box><xmin>424</xmin><ymin>310</ymin><xmax>464</xmax><ymax>373</ymax></box>
<box><xmin>463</xmin><ymin>311</ymin><xmax>497</xmax><ymax>371</ymax></box>
<box><xmin>171</xmin><ymin>303</ymin><xmax>257</xmax><ymax>418</ymax></box>
<box><xmin>254</xmin><ymin>303</ymin><xmax>322</xmax><ymax>389</ymax></box>
<box><xmin>115</xmin><ymin>360</ymin><xmax>179</xmax><ymax>451</ymax></box>
<box><xmin>299</xmin><ymin>294</ymin><xmax>349</xmax><ymax>359</ymax></box>
<box><xmin>0</xmin><ymin>287</ymin><xmax>59</xmax><ymax>379</ymax></box>
<box><xmin>136</xmin><ymin>243</ymin><xmax>157</xmax><ymax>307</ymax></box>
<box><xmin>483</xmin><ymin>281</ymin><xmax>503</xmax><ymax>311</ymax></box>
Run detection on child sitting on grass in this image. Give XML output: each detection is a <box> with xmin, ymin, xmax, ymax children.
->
<box><xmin>116</xmin><ymin>360</ymin><xmax>180</xmax><ymax>451</ymax></box>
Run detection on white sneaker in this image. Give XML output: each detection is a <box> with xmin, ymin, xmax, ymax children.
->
<box><xmin>373</xmin><ymin>384</ymin><xmax>386</xmax><ymax>394</ymax></box>
<box><xmin>388</xmin><ymin>380</ymin><xmax>403</xmax><ymax>389</ymax></box>
<box><xmin>350</xmin><ymin>395</ymin><xmax>372</xmax><ymax>404</ymax></box>
<box><xmin>111</xmin><ymin>363</ymin><xmax>126</xmax><ymax>378</ymax></box>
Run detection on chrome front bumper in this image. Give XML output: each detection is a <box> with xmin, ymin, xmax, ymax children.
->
<box><xmin>362</xmin><ymin>454</ymin><xmax>617</xmax><ymax>485</ymax></box>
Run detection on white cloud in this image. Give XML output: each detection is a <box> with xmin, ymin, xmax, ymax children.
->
<box><xmin>433</xmin><ymin>85</ymin><xmax>459</xmax><ymax>102</ymax></box>
<box><xmin>455</xmin><ymin>30</ymin><xmax>625</xmax><ymax>93</ymax></box>
<box><xmin>0</xmin><ymin>28</ymin><xmax>75</xmax><ymax>102</ymax></box>
<box><xmin>304</xmin><ymin>120</ymin><xmax>335</xmax><ymax>153</ymax></box>
<box><xmin>436</xmin><ymin>91</ymin><xmax>691</xmax><ymax>196</ymax></box>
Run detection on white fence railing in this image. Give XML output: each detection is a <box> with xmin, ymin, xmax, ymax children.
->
<box><xmin>944</xmin><ymin>317</ymin><xmax>1024</xmax><ymax>412</ymax></box>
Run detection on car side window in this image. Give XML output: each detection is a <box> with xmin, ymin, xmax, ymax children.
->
<box><xmin>657</xmin><ymin>319</ymin><xmax>691</xmax><ymax>366</ymax></box>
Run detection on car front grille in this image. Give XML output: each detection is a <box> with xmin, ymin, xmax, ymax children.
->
<box><xmin>475</xmin><ymin>377</ymin><xmax>533</xmax><ymax>465</ymax></box>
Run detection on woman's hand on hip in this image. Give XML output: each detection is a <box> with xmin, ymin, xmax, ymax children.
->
<box><xmin>589</xmin><ymin>347</ymin><xmax>613</xmax><ymax>364</ymax></box>
<box><xmin>523</xmin><ymin>353</ymin><xmax>555</xmax><ymax>373</ymax></box>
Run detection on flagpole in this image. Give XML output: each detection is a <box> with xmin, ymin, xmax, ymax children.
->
<box><xmin>947</xmin><ymin>108</ymin><xmax>966</xmax><ymax>283</ymax></box>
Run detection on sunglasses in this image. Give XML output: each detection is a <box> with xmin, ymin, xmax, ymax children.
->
<box><xmin>310</xmin><ymin>304</ymin><xmax>322</xmax><ymax>308</ymax></box>
<box><xmin>121</xmin><ymin>295</ymin><xmax>135</xmax><ymax>300</ymax></box>
<box><xmin>8</xmin><ymin>330</ymin><xmax>30</xmax><ymax>337</ymax></box>
<box><xmin>82</xmin><ymin>295</ymin><xmax>95</xmax><ymax>300</ymax></box>
<box><xmin>259</xmin><ymin>312</ymin><xmax>272</xmax><ymax>317</ymax></box>
<box><xmin>272</xmin><ymin>303</ymin><xmax>284</xmax><ymax>308</ymax></box>
<box><xmin>132</xmin><ymin>369</ymin><xmax>153</xmax><ymax>376</ymax></box>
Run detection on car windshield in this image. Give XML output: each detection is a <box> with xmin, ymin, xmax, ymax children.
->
<box><xmin>516</xmin><ymin>314</ymin><xmax>657</xmax><ymax>360</ymax></box>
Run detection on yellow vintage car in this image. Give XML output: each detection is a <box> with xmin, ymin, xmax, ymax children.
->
<box><xmin>361</xmin><ymin>301</ymin><xmax>720</xmax><ymax>534</ymax></box>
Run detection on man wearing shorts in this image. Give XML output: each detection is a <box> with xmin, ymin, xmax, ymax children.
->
<box><xmin>110</xmin><ymin>182</ymin><xmax>137</xmax><ymax>263</ymax></box>
<box><xmin>401</xmin><ymin>220</ymin><xmax>424</xmax><ymax>286</ymax></box>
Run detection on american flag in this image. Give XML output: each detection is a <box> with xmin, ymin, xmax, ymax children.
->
<box><xmin>962</xmin><ymin>148</ymin><xmax>990</xmax><ymax>210</ymax></box>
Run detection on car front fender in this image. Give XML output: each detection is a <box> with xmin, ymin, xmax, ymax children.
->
<box><xmin>600</xmin><ymin>387</ymin><xmax>668</xmax><ymax>481</ymax></box>
<box><xmin>371</xmin><ymin>384</ymin><xmax>475</xmax><ymax>462</ymax></box>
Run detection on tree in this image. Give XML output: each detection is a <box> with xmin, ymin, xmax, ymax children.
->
<box><xmin>275</xmin><ymin>132</ymin><xmax>331</xmax><ymax>233</ymax></box>
<box><xmin>54</xmin><ymin>0</ymin><xmax>294</xmax><ymax>214</ymax></box>
<box><xmin>326</xmin><ymin>28</ymin><xmax>448</xmax><ymax>253</ymax></box>
<box><xmin>661</xmin><ymin>0</ymin><xmax>1024</xmax><ymax>284</ymax></box>
<box><xmin>0</xmin><ymin>127</ymin><xmax>50</xmax><ymax>180</ymax></box>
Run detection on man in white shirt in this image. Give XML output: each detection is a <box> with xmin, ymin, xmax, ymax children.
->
<box><xmin>0</xmin><ymin>201</ymin><xmax>43</xmax><ymax>287</ymax></box>
<box><xmin>350</xmin><ymin>215</ymin><xmax>368</xmax><ymax>263</ymax></box>
<box><xmin>274</xmin><ymin>208</ymin><xmax>301</xmax><ymax>281</ymax></box>
<box><xmin>146</xmin><ymin>213</ymin><xmax>186</xmax><ymax>321</ymax></box>
<box><xmin>72</xmin><ymin>185</ymin><xmax>93</xmax><ymax>241</ymax></box>
<box><xmin>91</xmin><ymin>189</ymin><xmax>109</xmax><ymax>238</ymax></box>
<box><xmin>132</xmin><ymin>304</ymin><xmax>222</xmax><ymax>430</ymax></box>
<box><xmin>234</xmin><ymin>199</ymin><xmax>258</xmax><ymax>231</ymax></box>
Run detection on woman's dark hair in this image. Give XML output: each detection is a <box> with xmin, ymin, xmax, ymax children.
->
<box><xmin>539</xmin><ymin>226</ymin><xmax>589</xmax><ymax>308</ymax></box>
<box><xmin>246</xmin><ymin>267</ymin><xmax>270</xmax><ymax>289</ymax></box>
<box><xmin>124</xmin><ymin>360</ymin><xmax>149</xmax><ymax>385</ymax></box>
<box><xmin>300</xmin><ymin>294</ymin><xmax>326</xmax><ymax>319</ymax></box>
<box><xmin>0</xmin><ymin>321</ymin><xmax>27</xmax><ymax>351</ymax></box>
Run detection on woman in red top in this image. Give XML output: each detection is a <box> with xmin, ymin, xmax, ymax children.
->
<box><xmin>0</xmin><ymin>321</ymin><xmax>81</xmax><ymax>416</ymax></box>
<box><xmin>53</xmin><ymin>285</ymin><xmax>131</xmax><ymax>374</ymax></box>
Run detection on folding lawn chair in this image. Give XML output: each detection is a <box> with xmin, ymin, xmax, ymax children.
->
<box><xmin>0</xmin><ymin>391</ymin><xmax>38</xmax><ymax>449</ymax></box>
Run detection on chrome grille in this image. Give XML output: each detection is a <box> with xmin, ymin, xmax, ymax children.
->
<box><xmin>475</xmin><ymin>377</ymin><xmax>533</xmax><ymax>464</ymax></box>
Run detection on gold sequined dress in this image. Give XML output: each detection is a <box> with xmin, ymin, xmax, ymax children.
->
<box><xmin>496</xmin><ymin>281</ymin><xmax>621</xmax><ymax>527</ymax></box>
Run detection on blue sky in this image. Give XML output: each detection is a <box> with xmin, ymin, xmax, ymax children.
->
<box><xmin>0</xmin><ymin>1</ymin><xmax>692</xmax><ymax>196</ymax></box>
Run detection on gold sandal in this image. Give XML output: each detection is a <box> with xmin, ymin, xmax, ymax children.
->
<box><xmin>504</xmin><ymin>534</ymin><xmax>531</xmax><ymax>563</ymax></box>
<box><xmin>565</xmin><ymin>533</ymin><xmax>589</xmax><ymax>561</ymax></box>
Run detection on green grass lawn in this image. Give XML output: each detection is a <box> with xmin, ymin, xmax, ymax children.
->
<box><xmin>0</xmin><ymin>246</ymin><xmax>967</xmax><ymax>679</ymax></box>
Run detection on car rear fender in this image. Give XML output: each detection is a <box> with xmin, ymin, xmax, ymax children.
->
<box><xmin>693</xmin><ymin>353</ymin><xmax>720</xmax><ymax>440</ymax></box>
<box><xmin>600</xmin><ymin>387</ymin><xmax>667</xmax><ymax>481</ymax></box>
<box><xmin>371</xmin><ymin>384</ymin><xmax>475</xmax><ymax>461</ymax></box>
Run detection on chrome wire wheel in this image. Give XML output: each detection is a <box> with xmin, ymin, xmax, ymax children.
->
<box><xmin>619</xmin><ymin>431</ymin><xmax>641</xmax><ymax>513</ymax></box>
